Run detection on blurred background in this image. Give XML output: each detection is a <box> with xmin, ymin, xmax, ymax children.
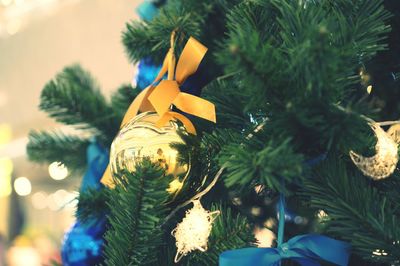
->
<box><xmin>0</xmin><ymin>0</ymin><xmax>140</xmax><ymax>264</ymax></box>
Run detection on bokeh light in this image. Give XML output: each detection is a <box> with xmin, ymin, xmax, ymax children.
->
<box><xmin>14</xmin><ymin>176</ymin><xmax>32</xmax><ymax>196</ymax></box>
<box><xmin>31</xmin><ymin>191</ymin><xmax>48</xmax><ymax>210</ymax></box>
<box><xmin>48</xmin><ymin>162</ymin><xmax>68</xmax><ymax>180</ymax></box>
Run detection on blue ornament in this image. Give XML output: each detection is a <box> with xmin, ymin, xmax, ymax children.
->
<box><xmin>134</xmin><ymin>57</ymin><xmax>163</xmax><ymax>91</ymax></box>
<box><xmin>61</xmin><ymin>141</ymin><xmax>109</xmax><ymax>266</ymax></box>
<box><xmin>61</xmin><ymin>218</ymin><xmax>107</xmax><ymax>266</ymax></box>
<box><xmin>136</xmin><ymin>1</ymin><xmax>159</xmax><ymax>22</ymax></box>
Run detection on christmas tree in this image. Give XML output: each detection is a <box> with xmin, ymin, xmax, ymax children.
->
<box><xmin>27</xmin><ymin>0</ymin><xmax>400</xmax><ymax>265</ymax></box>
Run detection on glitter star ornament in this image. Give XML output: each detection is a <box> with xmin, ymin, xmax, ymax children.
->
<box><xmin>350</xmin><ymin>122</ymin><xmax>399</xmax><ymax>180</ymax></box>
<box><xmin>171</xmin><ymin>200</ymin><xmax>220</xmax><ymax>262</ymax></box>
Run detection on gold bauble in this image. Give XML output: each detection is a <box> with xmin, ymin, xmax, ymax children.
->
<box><xmin>110</xmin><ymin>112</ymin><xmax>190</xmax><ymax>187</ymax></box>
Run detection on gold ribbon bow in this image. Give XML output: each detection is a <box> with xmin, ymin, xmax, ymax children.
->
<box><xmin>101</xmin><ymin>31</ymin><xmax>216</xmax><ymax>186</ymax></box>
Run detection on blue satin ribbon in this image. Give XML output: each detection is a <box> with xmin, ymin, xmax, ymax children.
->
<box><xmin>219</xmin><ymin>234</ymin><xmax>350</xmax><ymax>266</ymax></box>
<box><xmin>80</xmin><ymin>141</ymin><xmax>109</xmax><ymax>191</ymax></box>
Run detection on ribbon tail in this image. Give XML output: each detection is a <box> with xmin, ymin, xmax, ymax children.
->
<box><xmin>120</xmin><ymin>48</ymin><xmax>173</xmax><ymax>127</ymax></box>
<box><xmin>173</xmin><ymin>92</ymin><xmax>216</xmax><ymax>123</ymax></box>
<box><xmin>175</xmin><ymin>37</ymin><xmax>208</xmax><ymax>84</ymax></box>
<box><xmin>120</xmin><ymin>86</ymin><xmax>156</xmax><ymax>127</ymax></box>
<box><xmin>287</xmin><ymin>235</ymin><xmax>351</xmax><ymax>266</ymax></box>
<box><xmin>100</xmin><ymin>165</ymin><xmax>113</xmax><ymax>188</ymax></box>
<box><xmin>82</xmin><ymin>142</ymin><xmax>109</xmax><ymax>190</ymax></box>
<box><xmin>152</xmin><ymin>50</ymin><xmax>170</xmax><ymax>84</ymax></box>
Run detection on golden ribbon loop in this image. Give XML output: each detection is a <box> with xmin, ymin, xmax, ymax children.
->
<box><xmin>147</xmin><ymin>35</ymin><xmax>215</xmax><ymax>124</ymax></box>
<box><xmin>120</xmin><ymin>33</ymin><xmax>215</xmax><ymax>129</ymax></box>
<box><xmin>101</xmin><ymin>32</ymin><xmax>215</xmax><ymax>186</ymax></box>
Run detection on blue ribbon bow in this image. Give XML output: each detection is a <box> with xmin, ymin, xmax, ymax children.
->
<box><xmin>219</xmin><ymin>234</ymin><xmax>350</xmax><ymax>266</ymax></box>
<box><xmin>80</xmin><ymin>141</ymin><xmax>109</xmax><ymax>191</ymax></box>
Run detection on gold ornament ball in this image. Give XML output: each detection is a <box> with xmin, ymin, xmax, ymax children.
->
<box><xmin>110</xmin><ymin>112</ymin><xmax>190</xmax><ymax>184</ymax></box>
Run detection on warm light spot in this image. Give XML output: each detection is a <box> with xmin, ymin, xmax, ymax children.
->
<box><xmin>48</xmin><ymin>162</ymin><xmax>68</xmax><ymax>180</ymax></box>
<box><xmin>372</xmin><ymin>249</ymin><xmax>388</xmax><ymax>256</ymax></box>
<box><xmin>46</xmin><ymin>193</ymin><xmax>59</xmax><ymax>211</ymax></box>
<box><xmin>47</xmin><ymin>190</ymin><xmax>76</xmax><ymax>210</ymax></box>
<box><xmin>0</xmin><ymin>91</ymin><xmax>8</xmax><ymax>107</ymax></box>
<box><xmin>167</xmin><ymin>179</ymin><xmax>183</xmax><ymax>194</ymax></box>
<box><xmin>14</xmin><ymin>177</ymin><xmax>32</xmax><ymax>196</ymax></box>
<box><xmin>1</xmin><ymin>0</ymin><xmax>12</xmax><ymax>6</ymax></box>
<box><xmin>0</xmin><ymin>124</ymin><xmax>12</xmax><ymax>146</ymax></box>
<box><xmin>251</xmin><ymin>207</ymin><xmax>262</xmax><ymax>216</ymax></box>
<box><xmin>6</xmin><ymin>19</ymin><xmax>21</xmax><ymax>35</ymax></box>
<box><xmin>367</xmin><ymin>85</ymin><xmax>373</xmax><ymax>94</ymax></box>
<box><xmin>0</xmin><ymin>157</ymin><xmax>13</xmax><ymax>197</ymax></box>
<box><xmin>31</xmin><ymin>192</ymin><xmax>47</xmax><ymax>210</ymax></box>
<box><xmin>254</xmin><ymin>226</ymin><xmax>275</xmax><ymax>247</ymax></box>
<box><xmin>14</xmin><ymin>0</ymin><xmax>25</xmax><ymax>5</ymax></box>
<box><xmin>263</xmin><ymin>218</ymin><xmax>276</xmax><ymax>228</ymax></box>
<box><xmin>231</xmin><ymin>197</ymin><xmax>242</xmax><ymax>206</ymax></box>
<box><xmin>317</xmin><ymin>210</ymin><xmax>328</xmax><ymax>219</ymax></box>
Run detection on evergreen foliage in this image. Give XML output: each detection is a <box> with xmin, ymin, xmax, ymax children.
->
<box><xmin>103</xmin><ymin>160</ymin><xmax>171</xmax><ymax>266</ymax></box>
<box><xmin>27</xmin><ymin>0</ymin><xmax>400</xmax><ymax>265</ymax></box>
<box><xmin>76</xmin><ymin>187</ymin><xmax>110</xmax><ymax>222</ymax></box>
<box><xmin>302</xmin><ymin>157</ymin><xmax>400</xmax><ymax>264</ymax></box>
<box><xmin>39</xmin><ymin>65</ymin><xmax>119</xmax><ymax>142</ymax></box>
<box><xmin>27</xmin><ymin>130</ymin><xmax>89</xmax><ymax>171</ymax></box>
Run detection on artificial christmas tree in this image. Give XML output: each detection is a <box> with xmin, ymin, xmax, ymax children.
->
<box><xmin>28</xmin><ymin>0</ymin><xmax>400</xmax><ymax>265</ymax></box>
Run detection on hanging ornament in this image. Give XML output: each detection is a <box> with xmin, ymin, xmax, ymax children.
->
<box><xmin>61</xmin><ymin>218</ymin><xmax>107</xmax><ymax>266</ymax></box>
<box><xmin>101</xmin><ymin>31</ymin><xmax>216</xmax><ymax>187</ymax></box>
<box><xmin>350</xmin><ymin>122</ymin><xmax>399</xmax><ymax>180</ymax></box>
<box><xmin>62</xmin><ymin>141</ymin><xmax>109</xmax><ymax>265</ymax></box>
<box><xmin>171</xmin><ymin>200</ymin><xmax>220</xmax><ymax>262</ymax></box>
<box><xmin>132</xmin><ymin>57</ymin><xmax>163</xmax><ymax>91</ymax></box>
<box><xmin>136</xmin><ymin>0</ymin><xmax>159</xmax><ymax>22</ymax></box>
<box><xmin>110</xmin><ymin>111</ymin><xmax>191</xmax><ymax>192</ymax></box>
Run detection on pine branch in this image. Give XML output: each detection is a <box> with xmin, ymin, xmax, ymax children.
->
<box><xmin>301</xmin><ymin>157</ymin><xmax>400</xmax><ymax>264</ymax></box>
<box><xmin>76</xmin><ymin>187</ymin><xmax>109</xmax><ymax>222</ymax></box>
<box><xmin>39</xmin><ymin>65</ymin><xmax>119</xmax><ymax>142</ymax></box>
<box><xmin>203</xmin><ymin>79</ymin><xmax>252</xmax><ymax>131</ymax></box>
<box><xmin>27</xmin><ymin>130</ymin><xmax>89</xmax><ymax>171</ymax></box>
<box><xmin>220</xmin><ymin>136</ymin><xmax>304</xmax><ymax>194</ymax></box>
<box><xmin>122</xmin><ymin>0</ymin><xmax>238</xmax><ymax>62</ymax></box>
<box><xmin>103</xmin><ymin>160</ymin><xmax>171</xmax><ymax>266</ymax></box>
<box><xmin>110</xmin><ymin>84</ymin><xmax>140</xmax><ymax>121</ymax></box>
<box><xmin>123</xmin><ymin>6</ymin><xmax>203</xmax><ymax>63</ymax></box>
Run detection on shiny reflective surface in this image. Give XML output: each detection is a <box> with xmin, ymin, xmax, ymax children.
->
<box><xmin>110</xmin><ymin>112</ymin><xmax>190</xmax><ymax>180</ymax></box>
